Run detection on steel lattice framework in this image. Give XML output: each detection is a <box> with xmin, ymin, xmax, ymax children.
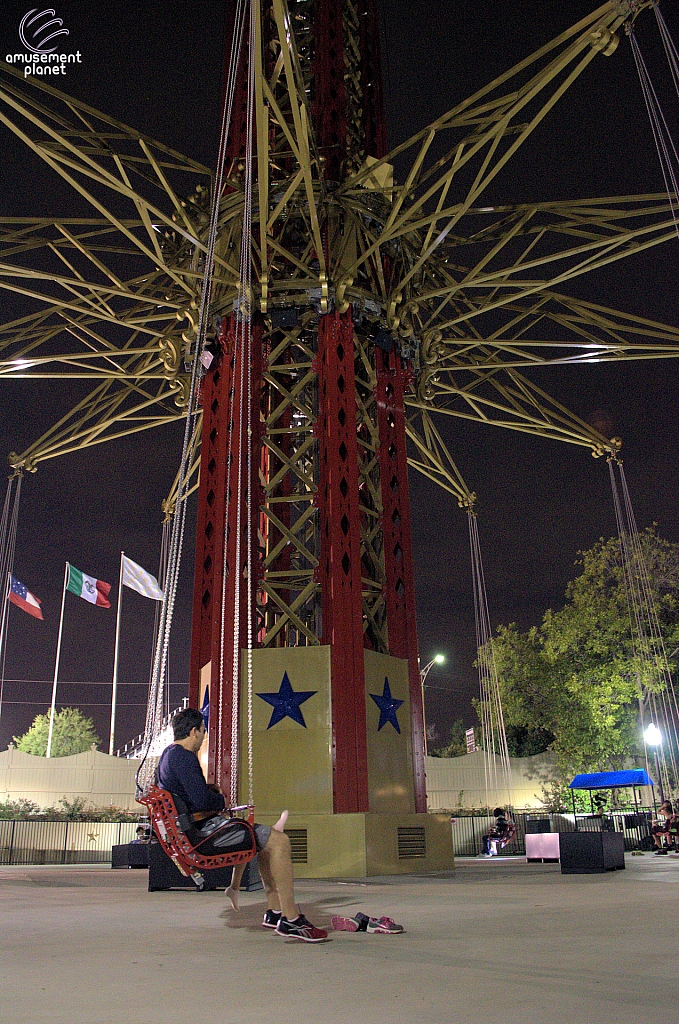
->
<box><xmin>1</xmin><ymin>1</ymin><xmax>679</xmax><ymax>805</ymax></box>
<box><xmin>1</xmin><ymin>2</ymin><xmax>677</xmax><ymax>483</ymax></box>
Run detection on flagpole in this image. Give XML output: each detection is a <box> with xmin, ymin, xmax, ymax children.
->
<box><xmin>109</xmin><ymin>551</ymin><xmax>124</xmax><ymax>755</ymax></box>
<box><xmin>47</xmin><ymin>562</ymin><xmax>69</xmax><ymax>758</ymax></box>
<box><xmin>0</xmin><ymin>572</ymin><xmax>11</xmax><ymax>723</ymax></box>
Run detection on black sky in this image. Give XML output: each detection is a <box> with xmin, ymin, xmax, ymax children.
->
<box><xmin>0</xmin><ymin>1</ymin><xmax>678</xmax><ymax>752</ymax></box>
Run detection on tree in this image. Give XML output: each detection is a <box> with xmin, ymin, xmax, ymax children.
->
<box><xmin>505</xmin><ymin>725</ymin><xmax>554</xmax><ymax>757</ymax></box>
<box><xmin>14</xmin><ymin>708</ymin><xmax>100</xmax><ymax>757</ymax></box>
<box><xmin>430</xmin><ymin>719</ymin><xmax>469</xmax><ymax>758</ymax></box>
<box><xmin>483</xmin><ymin>528</ymin><xmax>679</xmax><ymax>780</ymax></box>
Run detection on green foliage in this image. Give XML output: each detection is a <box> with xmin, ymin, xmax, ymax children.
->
<box><xmin>505</xmin><ymin>725</ymin><xmax>554</xmax><ymax>757</ymax></box>
<box><xmin>0</xmin><ymin>797</ymin><xmax>41</xmax><ymax>819</ymax></box>
<box><xmin>482</xmin><ymin>528</ymin><xmax>679</xmax><ymax>782</ymax></box>
<box><xmin>430</xmin><ymin>719</ymin><xmax>468</xmax><ymax>758</ymax></box>
<box><xmin>45</xmin><ymin>796</ymin><xmax>91</xmax><ymax>820</ymax></box>
<box><xmin>13</xmin><ymin>707</ymin><xmax>101</xmax><ymax>757</ymax></box>
<box><xmin>41</xmin><ymin>797</ymin><xmax>140</xmax><ymax>822</ymax></box>
<box><xmin>0</xmin><ymin>795</ymin><xmax>140</xmax><ymax>821</ymax></box>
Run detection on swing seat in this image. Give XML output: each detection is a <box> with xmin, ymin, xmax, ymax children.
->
<box><xmin>488</xmin><ymin>821</ymin><xmax>517</xmax><ymax>854</ymax></box>
<box><xmin>138</xmin><ymin>786</ymin><xmax>257</xmax><ymax>888</ymax></box>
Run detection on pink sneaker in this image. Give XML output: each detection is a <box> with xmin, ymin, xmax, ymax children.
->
<box><xmin>331</xmin><ymin>915</ymin><xmax>361</xmax><ymax>932</ymax></box>
<box><xmin>366</xmin><ymin>916</ymin><xmax>405</xmax><ymax>934</ymax></box>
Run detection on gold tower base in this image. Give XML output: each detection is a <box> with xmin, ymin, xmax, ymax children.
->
<box><xmin>256</xmin><ymin>810</ymin><xmax>454</xmax><ymax>878</ymax></box>
<box><xmin>198</xmin><ymin>647</ymin><xmax>456</xmax><ymax>877</ymax></box>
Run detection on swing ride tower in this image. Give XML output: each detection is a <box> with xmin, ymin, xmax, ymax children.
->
<box><xmin>3</xmin><ymin>0</ymin><xmax>679</xmax><ymax>869</ymax></box>
<box><xmin>188</xmin><ymin>0</ymin><xmax>452</xmax><ymax>875</ymax></box>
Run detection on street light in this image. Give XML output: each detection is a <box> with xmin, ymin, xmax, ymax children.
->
<box><xmin>420</xmin><ymin>654</ymin><xmax>445</xmax><ymax>756</ymax></box>
<box><xmin>644</xmin><ymin>722</ymin><xmax>665</xmax><ymax>805</ymax></box>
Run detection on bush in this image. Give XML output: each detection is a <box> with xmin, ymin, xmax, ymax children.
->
<box><xmin>0</xmin><ymin>797</ymin><xmax>42</xmax><ymax>819</ymax></box>
<box><xmin>0</xmin><ymin>796</ymin><xmax>141</xmax><ymax>821</ymax></box>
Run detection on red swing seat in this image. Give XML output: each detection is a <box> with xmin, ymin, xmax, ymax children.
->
<box><xmin>138</xmin><ymin>785</ymin><xmax>257</xmax><ymax>887</ymax></box>
<box><xmin>489</xmin><ymin>820</ymin><xmax>517</xmax><ymax>853</ymax></box>
<box><xmin>498</xmin><ymin>821</ymin><xmax>517</xmax><ymax>849</ymax></box>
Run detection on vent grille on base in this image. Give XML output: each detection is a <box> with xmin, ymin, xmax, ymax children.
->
<box><xmin>284</xmin><ymin>828</ymin><xmax>308</xmax><ymax>863</ymax></box>
<box><xmin>397</xmin><ymin>826</ymin><xmax>426</xmax><ymax>859</ymax></box>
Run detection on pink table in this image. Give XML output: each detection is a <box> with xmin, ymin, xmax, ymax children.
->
<box><xmin>525</xmin><ymin>832</ymin><xmax>560</xmax><ymax>861</ymax></box>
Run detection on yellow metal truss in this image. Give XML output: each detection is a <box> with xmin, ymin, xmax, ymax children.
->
<box><xmin>0</xmin><ymin>0</ymin><xmax>676</xmax><ymax>511</ymax></box>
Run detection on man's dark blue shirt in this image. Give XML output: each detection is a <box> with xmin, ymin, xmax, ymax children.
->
<box><xmin>157</xmin><ymin>744</ymin><xmax>225</xmax><ymax>815</ymax></box>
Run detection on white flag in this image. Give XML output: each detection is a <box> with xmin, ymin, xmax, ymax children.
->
<box><xmin>121</xmin><ymin>555</ymin><xmax>164</xmax><ymax>601</ymax></box>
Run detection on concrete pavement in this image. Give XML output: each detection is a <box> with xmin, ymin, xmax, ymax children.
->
<box><xmin>1</xmin><ymin>855</ymin><xmax>677</xmax><ymax>1024</ymax></box>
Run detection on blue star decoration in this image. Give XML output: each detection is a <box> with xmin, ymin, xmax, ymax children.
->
<box><xmin>369</xmin><ymin>677</ymin><xmax>404</xmax><ymax>733</ymax></box>
<box><xmin>257</xmin><ymin>671</ymin><xmax>317</xmax><ymax>729</ymax></box>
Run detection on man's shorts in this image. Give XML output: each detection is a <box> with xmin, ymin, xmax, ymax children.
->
<box><xmin>192</xmin><ymin>815</ymin><xmax>271</xmax><ymax>855</ymax></box>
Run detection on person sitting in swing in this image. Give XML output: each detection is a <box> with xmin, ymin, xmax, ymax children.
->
<box><xmin>480</xmin><ymin>806</ymin><xmax>512</xmax><ymax>857</ymax></box>
<box><xmin>651</xmin><ymin>800</ymin><xmax>675</xmax><ymax>854</ymax></box>
<box><xmin>157</xmin><ymin>707</ymin><xmax>327</xmax><ymax>943</ymax></box>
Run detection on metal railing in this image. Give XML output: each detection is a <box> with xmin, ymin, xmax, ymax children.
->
<box><xmin>115</xmin><ymin>701</ymin><xmax>186</xmax><ymax>758</ymax></box>
<box><xmin>0</xmin><ymin>820</ymin><xmax>140</xmax><ymax>865</ymax></box>
<box><xmin>450</xmin><ymin>810</ymin><xmax>655</xmax><ymax>857</ymax></box>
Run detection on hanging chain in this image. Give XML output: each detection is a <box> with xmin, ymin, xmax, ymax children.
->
<box><xmin>0</xmin><ymin>474</ymin><xmax>22</xmax><ymax>723</ymax></box>
<box><xmin>468</xmin><ymin>508</ymin><xmax>513</xmax><ymax>811</ymax></box>
<box><xmin>629</xmin><ymin>23</ymin><xmax>679</xmax><ymax>239</ymax></box>
<box><xmin>226</xmin><ymin>0</ymin><xmax>257</xmax><ymax>807</ymax></box>
<box><xmin>136</xmin><ymin>0</ymin><xmax>248</xmax><ymax>795</ymax></box>
<box><xmin>609</xmin><ymin>459</ymin><xmax>679</xmax><ymax>799</ymax></box>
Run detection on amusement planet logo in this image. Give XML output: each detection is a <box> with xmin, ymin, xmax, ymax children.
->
<box><xmin>6</xmin><ymin>8</ymin><xmax>82</xmax><ymax>77</ymax></box>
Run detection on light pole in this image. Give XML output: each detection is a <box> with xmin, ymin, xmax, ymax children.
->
<box><xmin>644</xmin><ymin>722</ymin><xmax>665</xmax><ymax>806</ymax></box>
<box><xmin>420</xmin><ymin>654</ymin><xmax>445</xmax><ymax>756</ymax></box>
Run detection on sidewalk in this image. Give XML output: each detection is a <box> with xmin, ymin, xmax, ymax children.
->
<box><xmin>1</xmin><ymin>855</ymin><xmax>677</xmax><ymax>1023</ymax></box>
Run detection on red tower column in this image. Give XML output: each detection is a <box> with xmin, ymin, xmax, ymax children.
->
<box><xmin>317</xmin><ymin>309</ymin><xmax>369</xmax><ymax>814</ymax></box>
<box><xmin>189</xmin><ymin>318</ymin><xmax>263</xmax><ymax>789</ymax></box>
<box><xmin>375</xmin><ymin>346</ymin><xmax>427</xmax><ymax>812</ymax></box>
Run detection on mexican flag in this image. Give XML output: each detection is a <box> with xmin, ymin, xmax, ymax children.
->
<box><xmin>66</xmin><ymin>563</ymin><xmax>111</xmax><ymax>608</ymax></box>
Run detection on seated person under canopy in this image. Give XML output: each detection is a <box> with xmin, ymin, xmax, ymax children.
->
<box><xmin>651</xmin><ymin>800</ymin><xmax>675</xmax><ymax>854</ymax></box>
<box><xmin>158</xmin><ymin>707</ymin><xmax>327</xmax><ymax>943</ymax></box>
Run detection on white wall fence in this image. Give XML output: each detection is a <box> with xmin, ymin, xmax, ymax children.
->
<box><xmin>0</xmin><ymin>746</ymin><xmax>140</xmax><ymax>811</ymax></box>
<box><xmin>0</xmin><ymin>820</ymin><xmax>140</xmax><ymax>865</ymax></box>
<box><xmin>425</xmin><ymin>750</ymin><xmax>557</xmax><ymax>811</ymax></box>
<box><xmin>2</xmin><ymin>746</ymin><xmax>556</xmax><ymax>816</ymax></box>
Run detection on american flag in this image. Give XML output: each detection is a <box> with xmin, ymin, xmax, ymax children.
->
<box><xmin>8</xmin><ymin>575</ymin><xmax>44</xmax><ymax>620</ymax></box>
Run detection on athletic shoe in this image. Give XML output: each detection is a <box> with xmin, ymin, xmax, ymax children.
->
<box><xmin>366</xmin><ymin>916</ymin><xmax>405</xmax><ymax>934</ymax></box>
<box><xmin>262</xmin><ymin>909</ymin><xmax>282</xmax><ymax>929</ymax></box>
<box><xmin>275</xmin><ymin>913</ymin><xmax>328</xmax><ymax>943</ymax></box>
<box><xmin>331</xmin><ymin>915</ymin><xmax>361</xmax><ymax>932</ymax></box>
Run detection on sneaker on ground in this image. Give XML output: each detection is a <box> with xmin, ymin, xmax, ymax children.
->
<box><xmin>331</xmin><ymin>915</ymin><xmax>361</xmax><ymax>932</ymax></box>
<box><xmin>262</xmin><ymin>909</ymin><xmax>282</xmax><ymax>929</ymax></box>
<box><xmin>276</xmin><ymin>914</ymin><xmax>328</xmax><ymax>943</ymax></box>
<box><xmin>366</xmin><ymin>916</ymin><xmax>405</xmax><ymax>934</ymax></box>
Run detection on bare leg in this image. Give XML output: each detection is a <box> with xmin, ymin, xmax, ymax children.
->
<box><xmin>227</xmin><ymin>815</ymin><xmax>287</xmax><ymax>910</ymax></box>
<box><xmin>258</xmin><ymin>830</ymin><xmax>297</xmax><ymax>920</ymax></box>
<box><xmin>273</xmin><ymin>809</ymin><xmax>288</xmax><ymax>832</ymax></box>
<box><xmin>226</xmin><ymin>863</ymin><xmax>246</xmax><ymax>910</ymax></box>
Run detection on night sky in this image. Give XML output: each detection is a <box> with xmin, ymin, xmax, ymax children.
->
<box><xmin>0</xmin><ymin>1</ymin><xmax>678</xmax><ymax>754</ymax></box>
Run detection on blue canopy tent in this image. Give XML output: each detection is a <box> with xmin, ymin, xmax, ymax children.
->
<box><xmin>569</xmin><ymin>770</ymin><xmax>654</xmax><ymax>790</ymax></box>
<box><xmin>568</xmin><ymin>769</ymin><xmax>655</xmax><ymax>822</ymax></box>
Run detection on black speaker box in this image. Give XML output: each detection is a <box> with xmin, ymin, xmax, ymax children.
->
<box><xmin>559</xmin><ymin>830</ymin><xmax>625</xmax><ymax>873</ymax></box>
<box><xmin>525</xmin><ymin>819</ymin><xmax>551</xmax><ymax>834</ymax></box>
<box><xmin>148</xmin><ymin>840</ymin><xmax>263</xmax><ymax>891</ymax></box>
<box><xmin>111</xmin><ymin>842</ymin><xmax>150</xmax><ymax>868</ymax></box>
